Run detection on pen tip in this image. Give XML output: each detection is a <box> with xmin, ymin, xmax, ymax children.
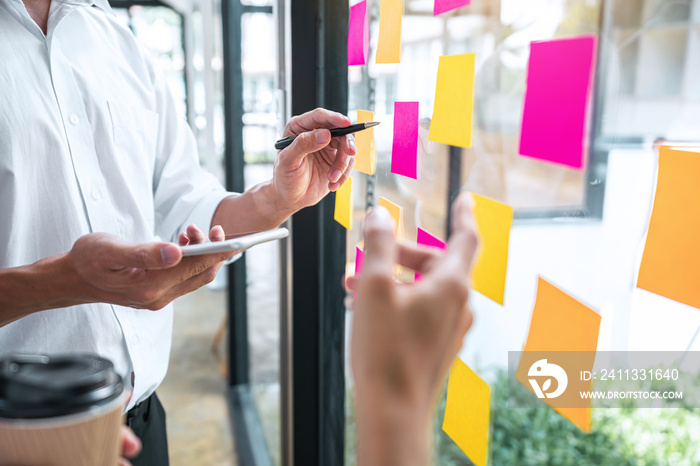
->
<box><xmin>365</xmin><ymin>121</ymin><xmax>380</xmax><ymax>128</ymax></box>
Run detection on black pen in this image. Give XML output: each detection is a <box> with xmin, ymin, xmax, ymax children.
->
<box><xmin>275</xmin><ymin>121</ymin><xmax>380</xmax><ymax>150</ymax></box>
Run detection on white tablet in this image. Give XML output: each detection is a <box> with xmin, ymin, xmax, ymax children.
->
<box><xmin>180</xmin><ymin>227</ymin><xmax>289</xmax><ymax>257</ymax></box>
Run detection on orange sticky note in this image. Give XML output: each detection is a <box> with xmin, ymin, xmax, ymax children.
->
<box><xmin>376</xmin><ymin>0</ymin><xmax>402</xmax><ymax>64</ymax></box>
<box><xmin>334</xmin><ymin>176</ymin><xmax>353</xmax><ymax>229</ymax></box>
<box><xmin>470</xmin><ymin>194</ymin><xmax>513</xmax><ymax>305</ymax></box>
<box><xmin>378</xmin><ymin>197</ymin><xmax>403</xmax><ymax>240</ymax></box>
<box><xmin>354</xmin><ymin>110</ymin><xmax>376</xmax><ymax>175</ymax></box>
<box><xmin>516</xmin><ymin>277</ymin><xmax>601</xmax><ymax>431</ymax></box>
<box><xmin>638</xmin><ymin>146</ymin><xmax>700</xmax><ymax>308</ymax></box>
<box><xmin>442</xmin><ymin>358</ymin><xmax>490</xmax><ymax>466</ymax></box>
<box><xmin>429</xmin><ymin>53</ymin><xmax>475</xmax><ymax>148</ymax></box>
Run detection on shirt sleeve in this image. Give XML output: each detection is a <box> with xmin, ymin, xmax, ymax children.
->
<box><xmin>148</xmin><ymin>58</ymin><xmax>233</xmax><ymax>243</ymax></box>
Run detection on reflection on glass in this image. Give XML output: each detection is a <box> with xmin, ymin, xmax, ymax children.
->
<box><xmin>246</xmin><ymin>164</ymin><xmax>282</xmax><ymax>466</ymax></box>
<box><xmin>346</xmin><ymin>0</ymin><xmax>700</xmax><ymax>464</ymax></box>
<box><xmin>240</xmin><ymin>8</ymin><xmax>282</xmax><ymax>465</ymax></box>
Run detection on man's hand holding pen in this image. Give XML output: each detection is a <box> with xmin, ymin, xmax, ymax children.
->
<box><xmin>270</xmin><ymin>108</ymin><xmax>359</xmax><ymax>214</ymax></box>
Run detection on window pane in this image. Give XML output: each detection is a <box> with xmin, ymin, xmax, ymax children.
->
<box><xmin>241</xmin><ymin>8</ymin><xmax>282</xmax><ymax>465</ymax></box>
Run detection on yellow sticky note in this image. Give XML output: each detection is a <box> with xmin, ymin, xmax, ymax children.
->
<box><xmin>470</xmin><ymin>193</ymin><xmax>513</xmax><ymax>305</ymax></box>
<box><xmin>376</xmin><ymin>0</ymin><xmax>402</xmax><ymax>64</ymax></box>
<box><xmin>354</xmin><ymin>109</ymin><xmax>376</xmax><ymax>175</ymax></box>
<box><xmin>429</xmin><ymin>53</ymin><xmax>475</xmax><ymax>148</ymax></box>
<box><xmin>378</xmin><ymin>197</ymin><xmax>403</xmax><ymax>240</ymax></box>
<box><xmin>334</xmin><ymin>176</ymin><xmax>353</xmax><ymax>230</ymax></box>
<box><xmin>515</xmin><ymin>277</ymin><xmax>601</xmax><ymax>431</ymax></box>
<box><xmin>442</xmin><ymin>358</ymin><xmax>490</xmax><ymax>466</ymax></box>
<box><xmin>638</xmin><ymin>146</ymin><xmax>700</xmax><ymax>308</ymax></box>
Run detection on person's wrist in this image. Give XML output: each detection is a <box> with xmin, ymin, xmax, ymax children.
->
<box><xmin>261</xmin><ymin>180</ymin><xmax>297</xmax><ymax>219</ymax></box>
<box><xmin>44</xmin><ymin>253</ymin><xmax>92</xmax><ymax>308</ymax></box>
<box><xmin>355</xmin><ymin>384</ymin><xmax>432</xmax><ymax>466</ymax></box>
<box><xmin>16</xmin><ymin>253</ymin><xmax>90</xmax><ymax>313</ymax></box>
<box><xmin>356</xmin><ymin>382</ymin><xmax>433</xmax><ymax>425</ymax></box>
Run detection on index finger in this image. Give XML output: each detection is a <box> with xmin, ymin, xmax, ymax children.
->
<box><xmin>283</xmin><ymin>108</ymin><xmax>351</xmax><ymax>137</ymax></box>
<box><xmin>422</xmin><ymin>192</ymin><xmax>479</xmax><ymax>289</ymax></box>
<box><xmin>356</xmin><ymin>207</ymin><xmax>398</xmax><ymax>298</ymax></box>
<box><xmin>443</xmin><ymin>192</ymin><xmax>480</xmax><ymax>276</ymax></box>
<box><xmin>450</xmin><ymin>192</ymin><xmax>480</xmax><ymax>265</ymax></box>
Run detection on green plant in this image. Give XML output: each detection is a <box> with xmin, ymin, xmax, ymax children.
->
<box><xmin>433</xmin><ymin>370</ymin><xmax>700</xmax><ymax>465</ymax></box>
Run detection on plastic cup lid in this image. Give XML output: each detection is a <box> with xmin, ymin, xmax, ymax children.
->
<box><xmin>0</xmin><ymin>354</ymin><xmax>124</xmax><ymax>419</ymax></box>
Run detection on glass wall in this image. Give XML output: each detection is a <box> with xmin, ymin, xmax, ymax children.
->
<box><xmin>345</xmin><ymin>0</ymin><xmax>700</xmax><ymax>464</ymax></box>
<box><xmin>347</xmin><ymin>0</ymin><xmax>602</xmax><ymax>219</ymax></box>
<box><xmin>239</xmin><ymin>3</ymin><xmax>283</xmax><ymax>464</ymax></box>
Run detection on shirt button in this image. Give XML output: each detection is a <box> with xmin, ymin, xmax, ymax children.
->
<box><xmin>91</xmin><ymin>188</ymin><xmax>101</xmax><ymax>200</ymax></box>
<box><xmin>69</xmin><ymin>114</ymin><xmax>79</xmax><ymax>125</ymax></box>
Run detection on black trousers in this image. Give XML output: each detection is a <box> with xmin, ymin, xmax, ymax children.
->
<box><xmin>126</xmin><ymin>393</ymin><xmax>170</xmax><ymax>466</ymax></box>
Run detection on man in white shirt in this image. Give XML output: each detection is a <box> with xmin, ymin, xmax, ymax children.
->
<box><xmin>0</xmin><ymin>0</ymin><xmax>356</xmax><ymax>463</ymax></box>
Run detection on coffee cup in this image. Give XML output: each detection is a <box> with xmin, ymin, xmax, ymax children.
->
<box><xmin>0</xmin><ymin>354</ymin><xmax>127</xmax><ymax>466</ymax></box>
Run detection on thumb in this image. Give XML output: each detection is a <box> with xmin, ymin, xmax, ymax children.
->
<box><xmin>281</xmin><ymin>129</ymin><xmax>332</xmax><ymax>168</ymax></box>
<box><xmin>114</xmin><ymin>241</ymin><xmax>182</xmax><ymax>269</ymax></box>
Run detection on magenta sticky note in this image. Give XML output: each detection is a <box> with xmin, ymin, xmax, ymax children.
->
<box><xmin>434</xmin><ymin>0</ymin><xmax>470</xmax><ymax>16</ymax></box>
<box><xmin>415</xmin><ymin>228</ymin><xmax>446</xmax><ymax>281</ymax></box>
<box><xmin>391</xmin><ymin>101</ymin><xmax>420</xmax><ymax>179</ymax></box>
<box><xmin>519</xmin><ymin>35</ymin><xmax>596</xmax><ymax>170</ymax></box>
<box><xmin>354</xmin><ymin>247</ymin><xmax>365</xmax><ymax>299</ymax></box>
<box><xmin>348</xmin><ymin>1</ymin><xmax>370</xmax><ymax>66</ymax></box>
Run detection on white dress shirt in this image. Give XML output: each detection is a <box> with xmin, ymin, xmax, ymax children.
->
<box><xmin>0</xmin><ymin>0</ymin><xmax>231</xmax><ymax>409</ymax></box>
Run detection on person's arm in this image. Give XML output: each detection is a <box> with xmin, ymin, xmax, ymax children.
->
<box><xmin>211</xmin><ymin>108</ymin><xmax>357</xmax><ymax>233</ymax></box>
<box><xmin>0</xmin><ymin>225</ymin><xmax>231</xmax><ymax>328</ymax></box>
<box><xmin>0</xmin><ymin>253</ymin><xmax>86</xmax><ymax>327</ymax></box>
<box><xmin>351</xmin><ymin>192</ymin><xmax>479</xmax><ymax>466</ymax></box>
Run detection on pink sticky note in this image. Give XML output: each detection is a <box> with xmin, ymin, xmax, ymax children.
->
<box><xmin>434</xmin><ymin>0</ymin><xmax>470</xmax><ymax>16</ymax></box>
<box><xmin>519</xmin><ymin>35</ymin><xmax>596</xmax><ymax>170</ymax></box>
<box><xmin>348</xmin><ymin>1</ymin><xmax>370</xmax><ymax>66</ymax></box>
<box><xmin>415</xmin><ymin>228</ymin><xmax>446</xmax><ymax>281</ymax></box>
<box><xmin>354</xmin><ymin>247</ymin><xmax>365</xmax><ymax>299</ymax></box>
<box><xmin>391</xmin><ymin>101</ymin><xmax>419</xmax><ymax>179</ymax></box>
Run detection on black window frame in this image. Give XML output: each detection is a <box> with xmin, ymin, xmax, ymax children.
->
<box><xmin>222</xmin><ymin>1</ymin><xmax>348</xmax><ymax>465</ymax></box>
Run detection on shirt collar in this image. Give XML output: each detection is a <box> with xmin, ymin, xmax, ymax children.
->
<box><xmin>61</xmin><ymin>0</ymin><xmax>113</xmax><ymax>13</ymax></box>
<box><xmin>6</xmin><ymin>0</ymin><xmax>115</xmax><ymax>14</ymax></box>
<box><xmin>91</xmin><ymin>0</ymin><xmax>113</xmax><ymax>14</ymax></box>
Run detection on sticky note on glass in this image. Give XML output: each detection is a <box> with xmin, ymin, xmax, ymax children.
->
<box><xmin>429</xmin><ymin>53</ymin><xmax>475</xmax><ymax>148</ymax></box>
<box><xmin>519</xmin><ymin>35</ymin><xmax>596</xmax><ymax>169</ymax></box>
<box><xmin>354</xmin><ymin>109</ymin><xmax>376</xmax><ymax>175</ymax></box>
<box><xmin>434</xmin><ymin>0</ymin><xmax>470</xmax><ymax>16</ymax></box>
<box><xmin>516</xmin><ymin>277</ymin><xmax>601</xmax><ymax>431</ymax></box>
<box><xmin>376</xmin><ymin>0</ymin><xmax>402</xmax><ymax>64</ymax></box>
<box><xmin>415</xmin><ymin>228</ymin><xmax>446</xmax><ymax>281</ymax></box>
<box><xmin>442</xmin><ymin>358</ymin><xmax>490</xmax><ymax>466</ymax></box>
<box><xmin>348</xmin><ymin>1</ymin><xmax>369</xmax><ymax>66</ymax></box>
<box><xmin>470</xmin><ymin>194</ymin><xmax>513</xmax><ymax>305</ymax></box>
<box><xmin>378</xmin><ymin>197</ymin><xmax>403</xmax><ymax>241</ymax></box>
<box><xmin>354</xmin><ymin>246</ymin><xmax>365</xmax><ymax>299</ymax></box>
<box><xmin>638</xmin><ymin>147</ymin><xmax>700</xmax><ymax>308</ymax></box>
<box><xmin>391</xmin><ymin>102</ymin><xmax>419</xmax><ymax>179</ymax></box>
<box><xmin>334</xmin><ymin>176</ymin><xmax>352</xmax><ymax>230</ymax></box>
